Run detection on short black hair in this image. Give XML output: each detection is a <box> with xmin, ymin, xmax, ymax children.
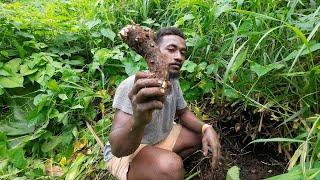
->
<box><xmin>155</xmin><ymin>27</ymin><xmax>185</xmax><ymax>44</ymax></box>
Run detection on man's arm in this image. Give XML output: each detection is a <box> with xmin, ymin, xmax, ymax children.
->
<box><xmin>176</xmin><ymin>107</ymin><xmax>204</xmax><ymax>133</ymax></box>
<box><xmin>176</xmin><ymin>107</ymin><xmax>221</xmax><ymax>169</ymax></box>
<box><xmin>109</xmin><ymin>110</ymin><xmax>146</xmax><ymax>157</ymax></box>
<box><xmin>109</xmin><ymin>72</ymin><xmax>166</xmax><ymax>158</ymax></box>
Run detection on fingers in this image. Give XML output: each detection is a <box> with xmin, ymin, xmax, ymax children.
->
<box><xmin>209</xmin><ymin>140</ymin><xmax>220</xmax><ymax>169</ymax></box>
<box><xmin>134</xmin><ymin>71</ymin><xmax>154</xmax><ymax>82</ymax></box>
<box><xmin>135</xmin><ymin>87</ymin><xmax>165</xmax><ymax>102</ymax></box>
<box><xmin>202</xmin><ymin>139</ymin><xmax>209</xmax><ymax>156</ymax></box>
<box><xmin>135</xmin><ymin>100</ymin><xmax>163</xmax><ymax>112</ymax></box>
<box><xmin>131</xmin><ymin>78</ymin><xmax>163</xmax><ymax>96</ymax></box>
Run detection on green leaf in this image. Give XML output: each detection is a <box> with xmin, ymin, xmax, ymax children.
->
<box><xmin>58</xmin><ymin>94</ymin><xmax>68</xmax><ymax>100</ymax></box>
<box><xmin>41</xmin><ymin>136</ymin><xmax>62</xmax><ymax>152</ymax></box>
<box><xmin>0</xmin><ymin>76</ymin><xmax>24</xmax><ymax>88</ymax></box>
<box><xmin>20</xmin><ymin>64</ymin><xmax>38</xmax><ymax>76</ymax></box>
<box><xmin>181</xmin><ymin>60</ymin><xmax>197</xmax><ymax>73</ymax></box>
<box><xmin>71</xmin><ymin>104</ymin><xmax>84</xmax><ymax>109</ymax></box>
<box><xmin>0</xmin><ymin>88</ymin><xmax>4</xmax><ymax>95</ymax></box>
<box><xmin>100</xmin><ymin>28</ymin><xmax>116</xmax><ymax>41</ymax></box>
<box><xmin>224</xmin><ymin>88</ymin><xmax>239</xmax><ymax>99</ymax></box>
<box><xmin>85</xmin><ymin>19</ymin><xmax>101</xmax><ymax>29</ymax></box>
<box><xmin>230</xmin><ymin>48</ymin><xmax>247</xmax><ymax>75</ymax></box>
<box><xmin>47</xmin><ymin>79</ymin><xmax>59</xmax><ymax>91</ymax></box>
<box><xmin>205</xmin><ymin>64</ymin><xmax>218</xmax><ymax>75</ymax></box>
<box><xmin>33</xmin><ymin>94</ymin><xmax>48</xmax><ymax>106</ymax></box>
<box><xmin>0</xmin><ymin>69</ymin><xmax>11</xmax><ymax>76</ymax></box>
<box><xmin>46</xmin><ymin>64</ymin><xmax>55</xmax><ymax>77</ymax></box>
<box><xmin>226</xmin><ymin>166</ymin><xmax>240</xmax><ymax>180</ymax></box>
<box><xmin>9</xmin><ymin>147</ymin><xmax>28</xmax><ymax>169</ymax></box>
<box><xmin>283</xmin><ymin>43</ymin><xmax>320</xmax><ymax>61</ymax></box>
<box><xmin>93</xmin><ymin>48</ymin><xmax>112</xmax><ymax>65</ymax></box>
<box><xmin>4</xmin><ymin>59</ymin><xmax>21</xmax><ymax>73</ymax></box>
<box><xmin>0</xmin><ymin>132</ymin><xmax>8</xmax><ymax>158</ymax></box>
<box><xmin>250</xmin><ymin>63</ymin><xmax>284</xmax><ymax>77</ymax></box>
<box><xmin>123</xmin><ymin>61</ymin><xmax>140</xmax><ymax>76</ymax></box>
<box><xmin>249</xmin><ymin>138</ymin><xmax>305</xmax><ymax>144</ymax></box>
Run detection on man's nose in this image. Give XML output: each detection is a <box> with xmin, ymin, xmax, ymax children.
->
<box><xmin>174</xmin><ymin>51</ymin><xmax>184</xmax><ymax>62</ymax></box>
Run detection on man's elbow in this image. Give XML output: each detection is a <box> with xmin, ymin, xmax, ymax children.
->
<box><xmin>109</xmin><ymin>136</ymin><xmax>135</xmax><ymax>158</ymax></box>
<box><xmin>111</xmin><ymin>146</ymin><xmax>134</xmax><ymax>158</ymax></box>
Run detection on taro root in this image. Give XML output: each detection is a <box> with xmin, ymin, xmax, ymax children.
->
<box><xmin>119</xmin><ymin>25</ymin><xmax>169</xmax><ymax>91</ymax></box>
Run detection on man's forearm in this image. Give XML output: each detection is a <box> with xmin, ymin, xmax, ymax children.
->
<box><xmin>109</xmin><ymin>118</ymin><xmax>146</xmax><ymax>157</ymax></box>
<box><xmin>178</xmin><ymin>108</ymin><xmax>205</xmax><ymax>134</ymax></box>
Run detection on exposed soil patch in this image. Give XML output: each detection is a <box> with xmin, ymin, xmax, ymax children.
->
<box><xmin>184</xmin><ymin>103</ymin><xmax>288</xmax><ymax>180</ymax></box>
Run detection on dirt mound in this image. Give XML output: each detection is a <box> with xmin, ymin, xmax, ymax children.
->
<box><xmin>184</xmin><ymin>103</ymin><xmax>287</xmax><ymax>179</ymax></box>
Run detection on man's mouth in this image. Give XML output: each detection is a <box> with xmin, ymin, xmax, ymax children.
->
<box><xmin>169</xmin><ymin>62</ymin><xmax>182</xmax><ymax>70</ymax></box>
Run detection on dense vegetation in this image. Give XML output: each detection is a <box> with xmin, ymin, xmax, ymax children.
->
<box><xmin>0</xmin><ymin>0</ymin><xmax>319</xmax><ymax>179</ymax></box>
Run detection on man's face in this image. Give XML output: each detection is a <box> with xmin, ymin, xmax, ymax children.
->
<box><xmin>158</xmin><ymin>35</ymin><xmax>186</xmax><ymax>79</ymax></box>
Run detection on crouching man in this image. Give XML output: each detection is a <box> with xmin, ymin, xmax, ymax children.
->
<box><xmin>104</xmin><ymin>27</ymin><xmax>221</xmax><ymax>180</ymax></box>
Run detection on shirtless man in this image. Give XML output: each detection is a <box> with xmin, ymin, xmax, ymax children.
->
<box><xmin>104</xmin><ymin>27</ymin><xmax>221</xmax><ymax>180</ymax></box>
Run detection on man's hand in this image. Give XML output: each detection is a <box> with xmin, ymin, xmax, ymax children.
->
<box><xmin>202</xmin><ymin>126</ymin><xmax>221</xmax><ymax>169</ymax></box>
<box><xmin>129</xmin><ymin>72</ymin><xmax>167</xmax><ymax>128</ymax></box>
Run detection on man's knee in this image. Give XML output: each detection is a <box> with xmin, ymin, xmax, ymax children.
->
<box><xmin>156</xmin><ymin>152</ymin><xmax>184</xmax><ymax>180</ymax></box>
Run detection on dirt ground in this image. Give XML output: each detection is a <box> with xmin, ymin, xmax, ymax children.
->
<box><xmin>184</xmin><ymin>103</ymin><xmax>288</xmax><ymax>180</ymax></box>
<box><xmin>184</xmin><ymin>134</ymin><xmax>286</xmax><ymax>180</ymax></box>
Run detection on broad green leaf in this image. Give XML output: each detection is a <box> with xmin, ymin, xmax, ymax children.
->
<box><xmin>0</xmin><ymin>76</ymin><xmax>24</xmax><ymax>88</ymax></box>
<box><xmin>85</xmin><ymin>19</ymin><xmax>101</xmax><ymax>29</ymax></box>
<box><xmin>224</xmin><ymin>88</ymin><xmax>239</xmax><ymax>99</ymax></box>
<box><xmin>175</xmin><ymin>13</ymin><xmax>194</xmax><ymax>26</ymax></box>
<box><xmin>0</xmin><ymin>69</ymin><xmax>11</xmax><ymax>76</ymax></box>
<box><xmin>0</xmin><ymin>121</ymin><xmax>35</xmax><ymax>136</ymax></box>
<box><xmin>16</xmin><ymin>31</ymin><xmax>35</xmax><ymax>39</ymax></box>
<box><xmin>27</xmin><ymin>109</ymin><xmax>46</xmax><ymax>126</ymax></box>
<box><xmin>0</xmin><ymin>132</ymin><xmax>8</xmax><ymax>158</ymax></box>
<box><xmin>180</xmin><ymin>80</ymin><xmax>191</xmax><ymax>92</ymax></box>
<box><xmin>33</xmin><ymin>94</ymin><xmax>48</xmax><ymax>106</ymax></box>
<box><xmin>9</xmin><ymin>147</ymin><xmax>27</xmax><ymax>169</ymax></box>
<box><xmin>181</xmin><ymin>60</ymin><xmax>197</xmax><ymax>73</ymax></box>
<box><xmin>47</xmin><ymin>79</ymin><xmax>58</xmax><ymax>91</ymax></box>
<box><xmin>4</xmin><ymin>59</ymin><xmax>21</xmax><ymax>73</ymax></box>
<box><xmin>100</xmin><ymin>28</ymin><xmax>116</xmax><ymax>41</ymax></box>
<box><xmin>45</xmin><ymin>64</ymin><xmax>55</xmax><ymax>77</ymax></box>
<box><xmin>205</xmin><ymin>64</ymin><xmax>218</xmax><ymax>75</ymax></box>
<box><xmin>20</xmin><ymin>64</ymin><xmax>38</xmax><ymax>76</ymax></box>
<box><xmin>41</xmin><ymin>136</ymin><xmax>62</xmax><ymax>152</ymax></box>
<box><xmin>226</xmin><ymin>166</ymin><xmax>240</xmax><ymax>180</ymax></box>
<box><xmin>0</xmin><ymin>88</ymin><xmax>3</xmax><ymax>95</ymax></box>
<box><xmin>123</xmin><ymin>61</ymin><xmax>140</xmax><ymax>76</ymax></box>
<box><xmin>198</xmin><ymin>62</ymin><xmax>207</xmax><ymax>70</ymax></box>
<box><xmin>250</xmin><ymin>63</ymin><xmax>284</xmax><ymax>77</ymax></box>
<box><xmin>58</xmin><ymin>94</ymin><xmax>68</xmax><ymax>100</ymax></box>
<box><xmin>94</xmin><ymin>48</ymin><xmax>112</xmax><ymax>65</ymax></box>
<box><xmin>71</xmin><ymin>104</ymin><xmax>84</xmax><ymax>109</ymax></box>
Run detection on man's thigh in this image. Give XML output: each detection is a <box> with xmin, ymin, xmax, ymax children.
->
<box><xmin>172</xmin><ymin>125</ymin><xmax>202</xmax><ymax>154</ymax></box>
<box><xmin>128</xmin><ymin>145</ymin><xmax>184</xmax><ymax>180</ymax></box>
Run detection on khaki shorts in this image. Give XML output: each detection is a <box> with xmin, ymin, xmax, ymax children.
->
<box><xmin>106</xmin><ymin>124</ymin><xmax>182</xmax><ymax>180</ymax></box>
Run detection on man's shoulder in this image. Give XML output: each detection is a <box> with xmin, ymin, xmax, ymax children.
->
<box><xmin>117</xmin><ymin>75</ymin><xmax>135</xmax><ymax>89</ymax></box>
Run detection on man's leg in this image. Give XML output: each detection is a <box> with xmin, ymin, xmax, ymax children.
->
<box><xmin>173</xmin><ymin>126</ymin><xmax>202</xmax><ymax>158</ymax></box>
<box><xmin>127</xmin><ymin>146</ymin><xmax>184</xmax><ymax>180</ymax></box>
